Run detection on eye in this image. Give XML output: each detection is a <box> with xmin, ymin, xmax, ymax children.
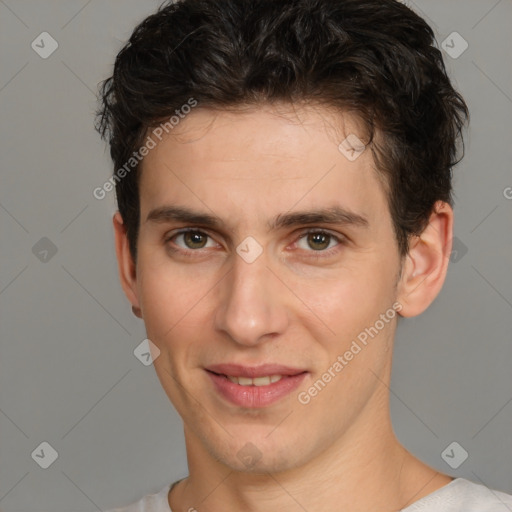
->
<box><xmin>294</xmin><ymin>229</ymin><xmax>345</xmax><ymax>256</ymax></box>
<box><xmin>165</xmin><ymin>229</ymin><xmax>218</xmax><ymax>254</ymax></box>
<box><xmin>164</xmin><ymin>227</ymin><xmax>346</xmax><ymax>259</ymax></box>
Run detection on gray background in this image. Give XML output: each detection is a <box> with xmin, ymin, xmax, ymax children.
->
<box><xmin>0</xmin><ymin>0</ymin><xmax>511</xmax><ymax>510</ymax></box>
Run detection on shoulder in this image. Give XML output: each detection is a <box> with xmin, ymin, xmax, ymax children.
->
<box><xmin>405</xmin><ymin>478</ymin><xmax>512</xmax><ymax>512</ymax></box>
<box><xmin>104</xmin><ymin>482</ymin><xmax>173</xmax><ymax>512</ymax></box>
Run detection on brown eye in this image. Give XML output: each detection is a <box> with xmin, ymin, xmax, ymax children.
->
<box><xmin>306</xmin><ymin>232</ymin><xmax>331</xmax><ymax>251</ymax></box>
<box><xmin>181</xmin><ymin>231</ymin><xmax>208</xmax><ymax>249</ymax></box>
<box><xmin>296</xmin><ymin>230</ymin><xmax>341</xmax><ymax>253</ymax></box>
<box><xmin>167</xmin><ymin>229</ymin><xmax>216</xmax><ymax>252</ymax></box>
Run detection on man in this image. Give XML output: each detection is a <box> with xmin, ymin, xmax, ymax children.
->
<box><xmin>96</xmin><ymin>0</ymin><xmax>512</xmax><ymax>510</ymax></box>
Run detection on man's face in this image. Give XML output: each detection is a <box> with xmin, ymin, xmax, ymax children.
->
<box><xmin>131</xmin><ymin>104</ymin><xmax>404</xmax><ymax>472</ymax></box>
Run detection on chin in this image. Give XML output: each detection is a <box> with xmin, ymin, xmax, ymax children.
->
<box><xmin>208</xmin><ymin>433</ymin><xmax>309</xmax><ymax>474</ymax></box>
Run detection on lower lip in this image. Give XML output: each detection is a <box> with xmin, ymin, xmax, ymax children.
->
<box><xmin>206</xmin><ymin>371</ymin><xmax>307</xmax><ymax>408</ymax></box>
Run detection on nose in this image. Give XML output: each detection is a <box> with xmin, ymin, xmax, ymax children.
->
<box><xmin>214</xmin><ymin>248</ymin><xmax>289</xmax><ymax>347</ymax></box>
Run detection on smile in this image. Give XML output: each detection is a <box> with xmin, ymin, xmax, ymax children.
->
<box><xmin>205</xmin><ymin>365</ymin><xmax>308</xmax><ymax>408</ymax></box>
<box><xmin>225</xmin><ymin>374</ymin><xmax>283</xmax><ymax>386</ymax></box>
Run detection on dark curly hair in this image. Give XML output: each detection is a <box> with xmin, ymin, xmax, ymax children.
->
<box><xmin>96</xmin><ymin>0</ymin><xmax>469</xmax><ymax>262</ymax></box>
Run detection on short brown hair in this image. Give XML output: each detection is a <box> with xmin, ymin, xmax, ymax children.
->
<box><xmin>96</xmin><ymin>0</ymin><xmax>469</xmax><ymax>261</ymax></box>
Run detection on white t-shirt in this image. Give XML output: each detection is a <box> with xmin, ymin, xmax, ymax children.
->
<box><xmin>105</xmin><ymin>477</ymin><xmax>512</xmax><ymax>512</ymax></box>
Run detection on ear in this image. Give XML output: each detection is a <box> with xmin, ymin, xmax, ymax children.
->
<box><xmin>113</xmin><ymin>211</ymin><xmax>142</xmax><ymax>317</ymax></box>
<box><xmin>396</xmin><ymin>201</ymin><xmax>453</xmax><ymax>317</ymax></box>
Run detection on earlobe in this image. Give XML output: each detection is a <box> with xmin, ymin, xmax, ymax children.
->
<box><xmin>113</xmin><ymin>212</ymin><xmax>141</xmax><ymax>315</ymax></box>
<box><xmin>396</xmin><ymin>201</ymin><xmax>453</xmax><ymax>318</ymax></box>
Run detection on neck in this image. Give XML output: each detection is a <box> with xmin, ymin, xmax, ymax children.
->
<box><xmin>170</xmin><ymin>396</ymin><xmax>452</xmax><ymax>512</ymax></box>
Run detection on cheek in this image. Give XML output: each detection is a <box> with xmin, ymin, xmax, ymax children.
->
<box><xmin>303</xmin><ymin>260</ymin><xmax>391</xmax><ymax>311</ymax></box>
<box><xmin>292</xmin><ymin>259</ymin><xmax>397</xmax><ymax>348</ymax></box>
<box><xmin>137</xmin><ymin>257</ymin><xmax>204</xmax><ymax>345</ymax></box>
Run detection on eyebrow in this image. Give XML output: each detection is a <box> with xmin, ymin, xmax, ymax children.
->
<box><xmin>146</xmin><ymin>205</ymin><xmax>369</xmax><ymax>231</ymax></box>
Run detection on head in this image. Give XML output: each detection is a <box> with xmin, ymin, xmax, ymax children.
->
<box><xmin>96</xmin><ymin>0</ymin><xmax>468</xmax><ymax>473</ymax></box>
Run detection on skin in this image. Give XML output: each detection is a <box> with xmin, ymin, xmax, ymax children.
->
<box><xmin>114</xmin><ymin>103</ymin><xmax>455</xmax><ymax>512</ymax></box>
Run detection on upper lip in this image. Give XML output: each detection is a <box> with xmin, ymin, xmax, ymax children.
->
<box><xmin>205</xmin><ymin>363</ymin><xmax>307</xmax><ymax>378</ymax></box>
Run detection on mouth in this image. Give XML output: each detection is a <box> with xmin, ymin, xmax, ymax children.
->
<box><xmin>217</xmin><ymin>374</ymin><xmax>285</xmax><ymax>386</ymax></box>
<box><xmin>205</xmin><ymin>364</ymin><xmax>308</xmax><ymax>408</ymax></box>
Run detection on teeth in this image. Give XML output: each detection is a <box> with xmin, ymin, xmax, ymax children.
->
<box><xmin>226</xmin><ymin>375</ymin><xmax>283</xmax><ymax>386</ymax></box>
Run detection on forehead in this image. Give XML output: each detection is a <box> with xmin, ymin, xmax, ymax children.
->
<box><xmin>138</xmin><ymin>103</ymin><xmax>389</xmax><ymax>233</ymax></box>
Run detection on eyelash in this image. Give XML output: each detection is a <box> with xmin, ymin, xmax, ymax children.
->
<box><xmin>164</xmin><ymin>228</ymin><xmax>346</xmax><ymax>260</ymax></box>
